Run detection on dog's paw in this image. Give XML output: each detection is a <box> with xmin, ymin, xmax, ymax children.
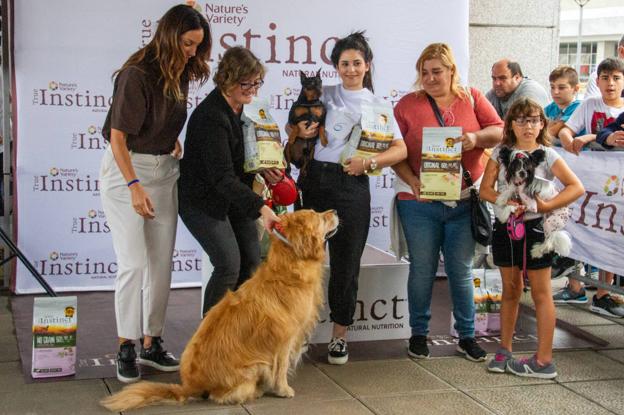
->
<box><xmin>274</xmin><ymin>385</ymin><xmax>295</xmax><ymax>398</ymax></box>
<box><xmin>494</xmin><ymin>206</ymin><xmax>513</xmax><ymax>223</ymax></box>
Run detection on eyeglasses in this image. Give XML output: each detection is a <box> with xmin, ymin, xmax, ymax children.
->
<box><xmin>239</xmin><ymin>80</ymin><xmax>264</xmax><ymax>90</ymax></box>
<box><xmin>513</xmin><ymin>117</ymin><xmax>542</xmax><ymax>127</ymax></box>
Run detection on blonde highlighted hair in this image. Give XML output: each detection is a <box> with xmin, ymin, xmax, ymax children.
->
<box><xmin>414</xmin><ymin>43</ymin><xmax>468</xmax><ymax>100</ymax></box>
<box><xmin>115</xmin><ymin>4</ymin><xmax>212</xmax><ymax>101</ymax></box>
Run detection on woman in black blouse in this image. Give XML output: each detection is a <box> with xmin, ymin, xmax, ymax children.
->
<box><xmin>100</xmin><ymin>4</ymin><xmax>211</xmax><ymax>383</ymax></box>
<box><xmin>179</xmin><ymin>46</ymin><xmax>281</xmax><ymax>316</ymax></box>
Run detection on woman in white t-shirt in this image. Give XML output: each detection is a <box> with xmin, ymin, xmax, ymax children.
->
<box><xmin>293</xmin><ymin>31</ymin><xmax>406</xmax><ymax>365</ymax></box>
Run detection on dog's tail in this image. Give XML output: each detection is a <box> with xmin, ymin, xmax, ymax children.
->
<box><xmin>100</xmin><ymin>381</ymin><xmax>194</xmax><ymax>412</ymax></box>
<box><xmin>531</xmin><ymin>231</ymin><xmax>571</xmax><ymax>259</ymax></box>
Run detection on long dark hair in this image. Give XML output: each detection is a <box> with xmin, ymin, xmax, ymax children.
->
<box><xmin>330</xmin><ymin>31</ymin><xmax>374</xmax><ymax>93</ymax></box>
<box><xmin>115</xmin><ymin>4</ymin><xmax>212</xmax><ymax>100</ymax></box>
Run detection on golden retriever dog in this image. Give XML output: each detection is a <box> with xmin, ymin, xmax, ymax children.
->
<box><xmin>101</xmin><ymin>209</ymin><xmax>339</xmax><ymax>411</ymax></box>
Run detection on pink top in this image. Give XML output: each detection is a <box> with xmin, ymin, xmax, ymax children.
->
<box><xmin>394</xmin><ymin>87</ymin><xmax>503</xmax><ymax>191</ymax></box>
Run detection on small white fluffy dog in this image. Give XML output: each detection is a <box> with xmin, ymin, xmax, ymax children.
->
<box><xmin>494</xmin><ymin>147</ymin><xmax>571</xmax><ymax>258</ymax></box>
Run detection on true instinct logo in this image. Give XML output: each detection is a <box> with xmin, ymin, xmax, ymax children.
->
<box><xmin>172</xmin><ymin>248</ymin><xmax>201</xmax><ymax>272</ymax></box>
<box><xmin>370</xmin><ymin>206</ymin><xmax>389</xmax><ymax>229</ymax></box>
<box><xmin>32</xmin><ymin>81</ymin><xmax>112</xmax><ymax>113</ymax></box>
<box><xmin>71</xmin><ymin>125</ymin><xmax>107</xmax><ymax>151</ymax></box>
<box><xmin>138</xmin><ymin>19</ymin><xmax>338</xmax><ymax>65</ymax></box>
<box><xmin>205</xmin><ymin>3</ymin><xmax>248</xmax><ymax>26</ymax></box>
<box><xmin>319</xmin><ymin>295</ymin><xmax>406</xmax><ymax>324</ymax></box>
<box><xmin>72</xmin><ymin>209</ymin><xmax>109</xmax><ymax>234</ymax></box>
<box><xmin>373</xmin><ymin>171</ymin><xmax>395</xmax><ymax>190</ymax></box>
<box><xmin>35</xmin><ymin>253</ymin><xmax>117</xmax><ymax>278</ymax></box>
<box><xmin>33</xmin><ymin>167</ymin><xmax>100</xmax><ymax>195</ymax></box>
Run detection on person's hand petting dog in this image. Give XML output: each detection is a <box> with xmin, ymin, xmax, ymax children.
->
<box><xmin>260</xmin><ymin>204</ymin><xmax>281</xmax><ymax>232</ymax></box>
<box><xmin>296</xmin><ymin>121</ymin><xmax>319</xmax><ymax>139</ymax></box>
<box><xmin>455</xmin><ymin>132</ymin><xmax>477</xmax><ymax>151</ymax></box>
<box><xmin>506</xmin><ymin>199</ymin><xmax>526</xmax><ymax>217</ymax></box>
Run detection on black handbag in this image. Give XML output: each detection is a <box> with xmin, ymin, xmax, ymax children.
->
<box><xmin>425</xmin><ymin>93</ymin><xmax>492</xmax><ymax>246</ymax></box>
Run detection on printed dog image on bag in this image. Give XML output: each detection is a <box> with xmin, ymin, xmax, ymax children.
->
<box><xmin>242</xmin><ymin>97</ymin><xmax>286</xmax><ymax>173</ymax></box>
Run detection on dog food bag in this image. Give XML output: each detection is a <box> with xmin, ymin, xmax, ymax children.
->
<box><xmin>340</xmin><ymin>102</ymin><xmax>395</xmax><ymax>176</ymax></box>
<box><xmin>420</xmin><ymin>126</ymin><xmax>463</xmax><ymax>200</ymax></box>
<box><xmin>242</xmin><ymin>97</ymin><xmax>286</xmax><ymax>173</ymax></box>
<box><xmin>32</xmin><ymin>296</ymin><xmax>77</xmax><ymax>378</ymax></box>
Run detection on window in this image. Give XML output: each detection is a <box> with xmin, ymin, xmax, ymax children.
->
<box><xmin>559</xmin><ymin>42</ymin><xmax>598</xmax><ymax>82</ymax></box>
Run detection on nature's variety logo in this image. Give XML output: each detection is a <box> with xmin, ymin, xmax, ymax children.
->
<box><xmin>72</xmin><ymin>209</ymin><xmax>109</xmax><ymax>234</ymax></box>
<box><xmin>49</xmin><ymin>252</ymin><xmax>59</xmax><ymax>261</ymax></box>
<box><xmin>71</xmin><ymin>125</ymin><xmax>106</xmax><ymax>151</ymax></box>
<box><xmin>603</xmin><ymin>175</ymin><xmax>620</xmax><ymax>196</ymax></box>
<box><xmin>32</xmin><ymin>81</ymin><xmax>111</xmax><ymax>113</ymax></box>
<box><xmin>33</xmin><ymin>167</ymin><xmax>99</xmax><ymax>195</ymax></box>
<box><xmin>172</xmin><ymin>248</ymin><xmax>201</xmax><ymax>272</ymax></box>
<box><xmin>64</xmin><ymin>306</ymin><xmax>75</xmax><ymax>318</ymax></box>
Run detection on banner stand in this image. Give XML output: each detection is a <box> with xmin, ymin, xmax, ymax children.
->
<box><xmin>0</xmin><ymin>226</ymin><xmax>56</xmax><ymax>296</ymax></box>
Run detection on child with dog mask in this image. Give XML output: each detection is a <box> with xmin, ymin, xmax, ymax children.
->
<box><xmin>480</xmin><ymin>98</ymin><xmax>584</xmax><ymax>379</ymax></box>
<box><xmin>289</xmin><ymin>31</ymin><xmax>407</xmax><ymax>365</ymax></box>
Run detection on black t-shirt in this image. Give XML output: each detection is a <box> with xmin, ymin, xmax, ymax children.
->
<box><xmin>102</xmin><ymin>64</ymin><xmax>188</xmax><ymax>155</ymax></box>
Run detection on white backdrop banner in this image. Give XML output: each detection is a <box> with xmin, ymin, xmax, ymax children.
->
<box><xmin>558</xmin><ymin>150</ymin><xmax>624</xmax><ymax>275</ymax></box>
<box><xmin>13</xmin><ymin>0</ymin><xmax>469</xmax><ymax>293</ymax></box>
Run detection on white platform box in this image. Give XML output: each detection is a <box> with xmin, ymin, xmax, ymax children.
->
<box><xmin>202</xmin><ymin>244</ymin><xmax>411</xmax><ymax>343</ymax></box>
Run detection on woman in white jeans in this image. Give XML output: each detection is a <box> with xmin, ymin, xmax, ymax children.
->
<box><xmin>99</xmin><ymin>4</ymin><xmax>211</xmax><ymax>384</ymax></box>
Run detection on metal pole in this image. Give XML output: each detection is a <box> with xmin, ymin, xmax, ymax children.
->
<box><xmin>574</xmin><ymin>0</ymin><xmax>590</xmax><ymax>75</ymax></box>
<box><xmin>1</xmin><ymin>0</ymin><xmax>12</xmax><ymax>289</ymax></box>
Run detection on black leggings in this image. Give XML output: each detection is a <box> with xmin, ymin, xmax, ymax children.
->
<box><xmin>299</xmin><ymin>160</ymin><xmax>370</xmax><ymax>326</ymax></box>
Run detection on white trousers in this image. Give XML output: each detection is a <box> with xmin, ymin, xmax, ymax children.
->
<box><xmin>100</xmin><ymin>147</ymin><xmax>179</xmax><ymax>340</ymax></box>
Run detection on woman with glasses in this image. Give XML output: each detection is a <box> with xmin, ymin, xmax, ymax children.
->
<box><xmin>392</xmin><ymin>43</ymin><xmax>503</xmax><ymax>362</ymax></box>
<box><xmin>100</xmin><ymin>4</ymin><xmax>212</xmax><ymax>383</ymax></box>
<box><xmin>179</xmin><ymin>46</ymin><xmax>281</xmax><ymax>315</ymax></box>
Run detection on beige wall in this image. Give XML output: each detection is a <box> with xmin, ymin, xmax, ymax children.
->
<box><xmin>468</xmin><ymin>0</ymin><xmax>560</xmax><ymax>96</ymax></box>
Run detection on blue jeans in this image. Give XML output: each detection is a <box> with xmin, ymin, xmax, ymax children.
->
<box><xmin>396</xmin><ymin>199</ymin><xmax>476</xmax><ymax>338</ymax></box>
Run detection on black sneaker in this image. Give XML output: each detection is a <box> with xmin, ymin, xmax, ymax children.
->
<box><xmin>137</xmin><ymin>337</ymin><xmax>180</xmax><ymax>371</ymax></box>
<box><xmin>117</xmin><ymin>341</ymin><xmax>140</xmax><ymax>383</ymax></box>
<box><xmin>551</xmin><ymin>257</ymin><xmax>583</xmax><ymax>280</ymax></box>
<box><xmin>407</xmin><ymin>335</ymin><xmax>430</xmax><ymax>359</ymax></box>
<box><xmin>590</xmin><ymin>295</ymin><xmax>624</xmax><ymax>318</ymax></box>
<box><xmin>457</xmin><ymin>337</ymin><xmax>487</xmax><ymax>362</ymax></box>
<box><xmin>327</xmin><ymin>337</ymin><xmax>348</xmax><ymax>365</ymax></box>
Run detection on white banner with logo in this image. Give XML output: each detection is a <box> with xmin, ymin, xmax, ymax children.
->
<box><xmin>558</xmin><ymin>150</ymin><xmax>624</xmax><ymax>275</ymax></box>
<box><xmin>13</xmin><ymin>0</ymin><xmax>469</xmax><ymax>293</ymax></box>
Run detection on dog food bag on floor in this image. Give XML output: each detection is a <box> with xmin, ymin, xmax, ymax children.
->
<box><xmin>31</xmin><ymin>296</ymin><xmax>77</xmax><ymax>378</ymax></box>
<box><xmin>242</xmin><ymin>97</ymin><xmax>286</xmax><ymax>173</ymax></box>
<box><xmin>340</xmin><ymin>102</ymin><xmax>395</xmax><ymax>176</ymax></box>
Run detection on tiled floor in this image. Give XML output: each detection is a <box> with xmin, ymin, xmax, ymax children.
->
<box><xmin>3</xmin><ymin>283</ymin><xmax>624</xmax><ymax>415</ymax></box>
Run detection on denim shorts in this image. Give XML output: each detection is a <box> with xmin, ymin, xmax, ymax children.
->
<box><xmin>492</xmin><ymin>217</ymin><xmax>553</xmax><ymax>270</ymax></box>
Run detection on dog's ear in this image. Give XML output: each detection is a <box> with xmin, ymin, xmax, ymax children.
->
<box><xmin>299</xmin><ymin>70</ymin><xmax>306</xmax><ymax>84</ymax></box>
<box><xmin>499</xmin><ymin>146</ymin><xmax>512</xmax><ymax>167</ymax></box>
<box><xmin>530</xmin><ymin>149</ymin><xmax>546</xmax><ymax>165</ymax></box>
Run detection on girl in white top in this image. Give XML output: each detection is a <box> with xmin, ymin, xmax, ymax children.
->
<box><xmin>294</xmin><ymin>31</ymin><xmax>406</xmax><ymax>365</ymax></box>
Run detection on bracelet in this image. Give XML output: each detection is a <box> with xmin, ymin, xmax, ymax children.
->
<box><xmin>127</xmin><ymin>179</ymin><xmax>140</xmax><ymax>187</ymax></box>
<box><xmin>370</xmin><ymin>158</ymin><xmax>378</xmax><ymax>171</ymax></box>
<box><xmin>362</xmin><ymin>158</ymin><xmax>368</xmax><ymax>174</ymax></box>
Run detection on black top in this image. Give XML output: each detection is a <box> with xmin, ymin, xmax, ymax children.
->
<box><xmin>102</xmin><ymin>63</ymin><xmax>189</xmax><ymax>155</ymax></box>
<box><xmin>179</xmin><ymin>88</ymin><xmax>264</xmax><ymax>220</ymax></box>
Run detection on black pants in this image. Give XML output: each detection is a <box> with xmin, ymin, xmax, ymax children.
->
<box><xmin>300</xmin><ymin>160</ymin><xmax>370</xmax><ymax>326</ymax></box>
<box><xmin>179</xmin><ymin>206</ymin><xmax>260</xmax><ymax>315</ymax></box>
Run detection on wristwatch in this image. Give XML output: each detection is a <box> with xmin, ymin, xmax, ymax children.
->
<box><xmin>369</xmin><ymin>158</ymin><xmax>378</xmax><ymax>171</ymax></box>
